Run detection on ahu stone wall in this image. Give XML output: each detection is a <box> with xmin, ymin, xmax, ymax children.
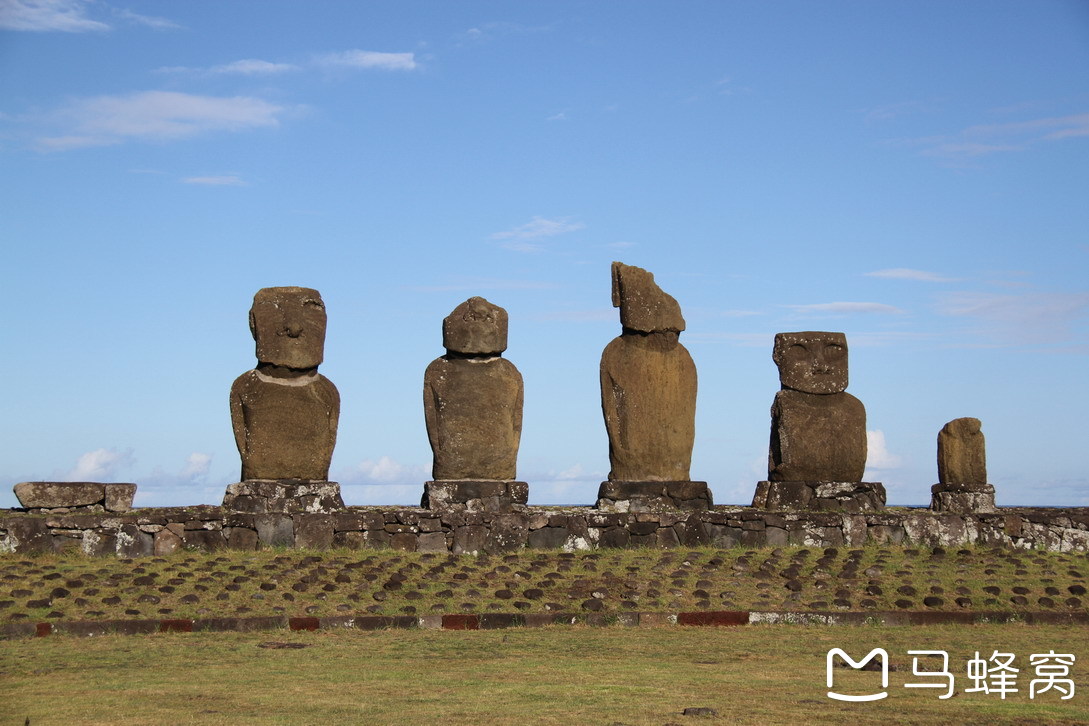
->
<box><xmin>2</xmin><ymin>505</ymin><xmax>1088</xmax><ymax>557</ymax></box>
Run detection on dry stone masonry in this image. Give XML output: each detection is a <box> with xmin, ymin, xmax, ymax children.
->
<box><xmin>13</xmin><ymin>482</ymin><xmax>136</xmax><ymax>513</ymax></box>
<box><xmin>224</xmin><ymin>286</ymin><xmax>344</xmax><ymax>513</ymax></box>
<box><xmin>597</xmin><ymin>262</ymin><xmax>711</xmax><ymax>511</ymax></box>
<box><xmin>422</xmin><ymin>297</ymin><xmax>527</xmax><ymax>512</ymax></box>
<box><xmin>931</xmin><ymin>417</ymin><xmax>997</xmax><ymax>513</ymax></box>
<box><xmin>752</xmin><ymin>332</ymin><xmax>885</xmax><ymax>512</ymax></box>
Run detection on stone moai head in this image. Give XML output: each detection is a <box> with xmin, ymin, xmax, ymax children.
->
<box><xmin>938</xmin><ymin>417</ymin><xmax>987</xmax><ymax>486</ymax></box>
<box><xmin>773</xmin><ymin>331</ymin><xmax>849</xmax><ymax>394</ymax></box>
<box><xmin>612</xmin><ymin>261</ymin><xmax>685</xmax><ymax>333</ymax></box>
<box><xmin>249</xmin><ymin>286</ymin><xmax>327</xmax><ymax>370</ymax></box>
<box><xmin>442</xmin><ymin>296</ymin><xmax>508</xmax><ymax>355</ymax></box>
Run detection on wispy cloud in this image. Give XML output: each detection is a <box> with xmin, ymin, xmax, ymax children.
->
<box><xmin>211</xmin><ymin>59</ymin><xmax>298</xmax><ymax>75</ymax></box>
<box><xmin>0</xmin><ymin>1</ymin><xmax>179</xmax><ymax>31</ymax></box>
<box><xmin>785</xmin><ymin>302</ymin><xmax>905</xmax><ymax>316</ymax></box>
<box><xmin>181</xmin><ymin>175</ymin><xmax>246</xmax><ymax>186</ymax></box>
<box><xmin>937</xmin><ymin>290</ymin><xmax>1089</xmax><ymax>345</ymax></box>
<box><xmin>534</xmin><ymin>308</ymin><xmax>615</xmax><ymax>323</ymax></box>
<box><xmin>491</xmin><ymin>216</ymin><xmax>585</xmax><ymax>252</ymax></box>
<box><xmin>342</xmin><ymin>456</ymin><xmax>429</xmax><ymax>485</ymax></box>
<box><xmin>890</xmin><ymin>112</ymin><xmax>1089</xmax><ymax>162</ymax></box>
<box><xmin>866</xmin><ymin>268</ymin><xmax>957</xmax><ymax>283</ymax></box>
<box><xmin>458</xmin><ymin>21</ymin><xmax>554</xmax><ymax>44</ymax></box>
<box><xmin>64</xmin><ymin>447</ymin><xmax>134</xmax><ymax>481</ymax></box>
<box><xmin>37</xmin><ymin>91</ymin><xmax>285</xmax><ymax>150</ymax></box>
<box><xmin>547</xmin><ymin>111</ymin><xmax>568</xmax><ymax>122</ymax></box>
<box><xmin>0</xmin><ymin>0</ymin><xmax>108</xmax><ymax>31</ymax></box>
<box><xmin>316</xmin><ymin>50</ymin><xmax>418</xmax><ymax>71</ymax></box>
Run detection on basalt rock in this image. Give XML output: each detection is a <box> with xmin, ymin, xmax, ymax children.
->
<box><xmin>13</xmin><ymin>482</ymin><xmax>136</xmax><ymax>513</ymax></box>
<box><xmin>756</xmin><ymin>332</ymin><xmax>879</xmax><ymax>511</ymax></box>
<box><xmin>423</xmin><ymin>297</ymin><xmax>525</xmax><ymax>511</ymax></box>
<box><xmin>599</xmin><ymin>263</ymin><xmax>705</xmax><ymax>509</ymax></box>
<box><xmin>931</xmin><ymin>418</ymin><xmax>996</xmax><ymax>513</ymax></box>
<box><xmin>229</xmin><ymin>287</ymin><xmax>340</xmax><ymax>485</ymax></box>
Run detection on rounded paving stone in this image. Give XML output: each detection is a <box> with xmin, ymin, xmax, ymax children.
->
<box><xmin>895</xmin><ymin>599</ymin><xmax>913</xmax><ymax>609</ymax></box>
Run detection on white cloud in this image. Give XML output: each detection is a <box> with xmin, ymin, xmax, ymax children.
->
<box><xmin>349</xmin><ymin>456</ymin><xmax>429</xmax><ymax>485</ymax></box>
<box><xmin>0</xmin><ymin>0</ymin><xmax>108</xmax><ymax>31</ymax></box>
<box><xmin>937</xmin><ymin>291</ymin><xmax>1089</xmax><ymax>345</ymax></box>
<box><xmin>786</xmin><ymin>302</ymin><xmax>905</xmax><ymax>315</ymax></box>
<box><xmin>866</xmin><ymin>268</ymin><xmax>957</xmax><ymax>283</ymax></box>
<box><xmin>182</xmin><ymin>175</ymin><xmax>246</xmax><ymax>186</ymax></box>
<box><xmin>65</xmin><ymin>448</ymin><xmax>134</xmax><ymax>481</ymax></box>
<box><xmin>181</xmin><ymin>452</ymin><xmax>212</xmax><ymax>478</ymax></box>
<box><xmin>865</xmin><ymin>430</ymin><xmax>902</xmax><ymax>470</ymax></box>
<box><xmin>38</xmin><ymin>91</ymin><xmax>285</xmax><ymax>150</ymax></box>
<box><xmin>211</xmin><ymin>59</ymin><xmax>298</xmax><ymax>75</ymax></box>
<box><xmin>491</xmin><ymin>216</ymin><xmax>585</xmax><ymax>251</ymax></box>
<box><xmin>110</xmin><ymin>7</ymin><xmax>180</xmax><ymax>30</ymax></box>
<box><xmin>892</xmin><ymin>112</ymin><xmax>1089</xmax><ymax>162</ymax></box>
<box><xmin>547</xmin><ymin>112</ymin><xmax>568</xmax><ymax>122</ymax></box>
<box><xmin>317</xmin><ymin>50</ymin><xmax>418</xmax><ymax>71</ymax></box>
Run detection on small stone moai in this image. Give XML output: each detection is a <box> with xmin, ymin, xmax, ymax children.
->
<box><xmin>930</xmin><ymin>417</ymin><xmax>996</xmax><ymax>513</ymax></box>
<box><xmin>751</xmin><ymin>332</ymin><xmax>885</xmax><ymax>512</ymax></box>
<box><xmin>596</xmin><ymin>262</ymin><xmax>711</xmax><ymax>511</ymax></box>
<box><xmin>422</xmin><ymin>296</ymin><xmax>527</xmax><ymax>512</ymax></box>
<box><xmin>224</xmin><ymin>286</ymin><xmax>344</xmax><ymax>516</ymax></box>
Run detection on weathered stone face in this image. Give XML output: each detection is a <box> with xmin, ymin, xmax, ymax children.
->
<box><xmin>232</xmin><ymin>286</ymin><xmax>339</xmax><ymax>481</ymax></box>
<box><xmin>250</xmin><ymin>287</ymin><xmax>327</xmax><ymax>370</ymax></box>
<box><xmin>424</xmin><ymin>357</ymin><xmax>523</xmax><ymax>480</ymax></box>
<box><xmin>442</xmin><ymin>296</ymin><xmax>508</xmax><ymax>355</ymax></box>
<box><xmin>611</xmin><ymin>261</ymin><xmax>685</xmax><ymax>333</ymax></box>
<box><xmin>601</xmin><ymin>263</ymin><xmax>697</xmax><ymax>481</ymax></box>
<box><xmin>773</xmin><ymin>332</ymin><xmax>848</xmax><ymax>394</ymax></box>
<box><xmin>937</xmin><ymin>417</ymin><xmax>987</xmax><ymax>486</ymax></box>
<box><xmin>768</xmin><ymin>389</ymin><xmax>867</xmax><ymax>482</ymax></box>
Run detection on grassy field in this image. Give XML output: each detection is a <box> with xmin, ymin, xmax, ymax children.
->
<box><xmin>2</xmin><ymin>544</ymin><xmax>1086</xmax><ymax>623</ymax></box>
<box><xmin>2</xmin><ymin>623</ymin><xmax>1087</xmax><ymax>724</ymax></box>
<box><xmin>1</xmin><ymin>544</ymin><xmax>1087</xmax><ymax>724</ymax></box>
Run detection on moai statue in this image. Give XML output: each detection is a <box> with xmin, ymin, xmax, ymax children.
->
<box><xmin>596</xmin><ymin>262</ymin><xmax>711</xmax><ymax>511</ymax></box>
<box><xmin>422</xmin><ymin>297</ymin><xmax>527</xmax><ymax>512</ymax></box>
<box><xmin>930</xmin><ymin>417</ymin><xmax>996</xmax><ymax>513</ymax></box>
<box><xmin>751</xmin><ymin>332</ymin><xmax>885</xmax><ymax>512</ymax></box>
<box><xmin>223</xmin><ymin>286</ymin><xmax>344</xmax><ymax>518</ymax></box>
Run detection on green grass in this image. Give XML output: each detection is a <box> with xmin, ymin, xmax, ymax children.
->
<box><xmin>2</xmin><ymin>624</ymin><xmax>1087</xmax><ymax>724</ymax></box>
<box><xmin>1</xmin><ymin>545</ymin><xmax>1086</xmax><ymax>623</ymax></box>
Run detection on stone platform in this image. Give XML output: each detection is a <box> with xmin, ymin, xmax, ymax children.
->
<box><xmin>752</xmin><ymin>481</ymin><xmax>885</xmax><ymax>513</ymax></box>
<box><xmin>13</xmin><ymin>482</ymin><xmax>136</xmax><ymax>514</ymax></box>
<box><xmin>596</xmin><ymin>481</ymin><xmax>713</xmax><ymax>512</ymax></box>
<box><xmin>222</xmin><ymin>480</ymin><xmax>344</xmax><ymax>514</ymax></box>
<box><xmin>2</xmin><ymin>504</ymin><xmax>1088</xmax><ymax>557</ymax></box>
<box><xmin>421</xmin><ymin>481</ymin><xmax>528</xmax><ymax>513</ymax></box>
<box><xmin>931</xmin><ymin>482</ymin><xmax>997</xmax><ymax>514</ymax></box>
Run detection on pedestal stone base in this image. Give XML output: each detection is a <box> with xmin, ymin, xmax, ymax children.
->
<box><xmin>422</xmin><ymin>480</ymin><xmax>528</xmax><ymax>513</ymax></box>
<box><xmin>222</xmin><ymin>480</ymin><xmax>344</xmax><ymax>514</ymax></box>
<box><xmin>752</xmin><ymin>481</ymin><xmax>885</xmax><ymax>512</ymax></box>
<box><xmin>930</xmin><ymin>482</ymin><xmax>997</xmax><ymax>513</ymax></box>
<box><xmin>13</xmin><ymin>481</ymin><xmax>137</xmax><ymax>513</ymax></box>
<box><xmin>595</xmin><ymin>481</ymin><xmax>712</xmax><ymax>512</ymax></box>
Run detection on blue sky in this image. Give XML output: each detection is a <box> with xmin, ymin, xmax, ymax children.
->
<box><xmin>2</xmin><ymin>0</ymin><xmax>1087</xmax><ymax>509</ymax></box>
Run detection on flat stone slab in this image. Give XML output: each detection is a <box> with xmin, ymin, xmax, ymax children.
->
<box><xmin>13</xmin><ymin>482</ymin><xmax>136</xmax><ymax>512</ymax></box>
<box><xmin>595</xmin><ymin>481</ymin><xmax>712</xmax><ymax>512</ymax></box>
<box><xmin>422</xmin><ymin>480</ymin><xmax>528</xmax><ymax>512</ymax></box>
<box><xmin>752</xmin><ymin>480</ymin><xmax>885</xmax><ymax>512</ymax></box>
<box><xmin>222</xmin><ymin>480</ymin><xmax>344</xmax><ymax>514</ymax></box>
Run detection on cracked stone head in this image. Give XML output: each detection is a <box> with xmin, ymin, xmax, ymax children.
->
<box><xmin>443</xmin><ymin>296</ymin><xmax>508</xmax><ymax>355</ymax></box>
<box><xmin>773</xmin><ymin>331</ymin><xmax>849</xmax><ymax>394</ymax></box>
<box><xmin>611</xmin><ymin>261</ymin><xmax>685</xmax><ymax>333</ymax></box>
<box><xmin>249</xmin><ymin>287</ymin><xmax>327</xmax><ymax>369</ymax></box>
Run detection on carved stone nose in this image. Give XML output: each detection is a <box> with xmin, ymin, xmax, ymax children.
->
<box><xmin>281</xmin><ymin>324</ymin><xmax>303</xmax><ymax>338</ymax></box>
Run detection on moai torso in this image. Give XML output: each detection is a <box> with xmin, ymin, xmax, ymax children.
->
<box><xmin>600</xmin><ymin>262</ymin><xmax>696</xmax><ymax>481</ymax></box>
<box><xmin>767</xmin><ymin>332</ymin><xmax>866</xmax><ymax>482</ymax></box>
<box><xmin>230</xmin><ymin>287</ymin><xmax>340</xmax><ymax>481</ymax></box>
<box><xmin>937</xmin><ymin>417</ymin><xmax>986</xmax><ymax>486</ymax></box>
<box><xmin>424</xmin><ymin>297</ymin><xmax>523</xmax><ymax>480</ymax></box>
